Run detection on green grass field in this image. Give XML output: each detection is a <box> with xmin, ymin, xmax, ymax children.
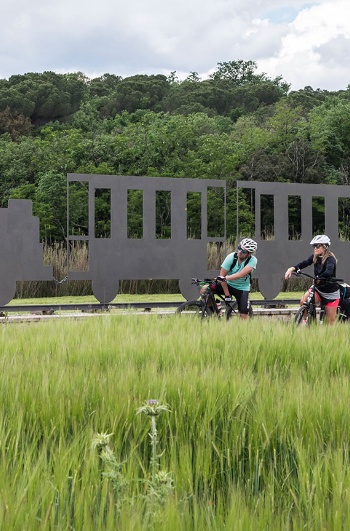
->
<box><xmin>6</xmin><ymin>291</ymin><xmax>303</xmax><ymax>306</ymax></box>
<box><xmin>1</xmin><ymin>315</ymin><xmax>348</xmax><ymax>529</ymax></box>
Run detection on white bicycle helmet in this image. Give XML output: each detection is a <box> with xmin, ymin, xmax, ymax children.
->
<box><xmin>310</xmin><ymin>235</ymin><xmax>331</xmax><ymax>246</ymax></box>
<box><xmin>239</xmin><ymin>238</ymin><xmax>257</xmax><ymax>253</ymax></box>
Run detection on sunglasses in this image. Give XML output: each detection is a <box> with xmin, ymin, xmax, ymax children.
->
<box><xmin>238</xmin><ymin>245</ymin><xmax>248</xmax><ymax>254</ymax></box>
<box><xmin>313</xmin><ymin>244</ymin><xmax>323</xmax><ymax>249</ymax></box>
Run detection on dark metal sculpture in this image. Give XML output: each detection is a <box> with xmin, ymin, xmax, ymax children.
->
<box><xmin>67</xmin><ymin>174</ymin><xmax>226</xmax><ymax>302</ymax></box>
<box><xmin>0</xmin><ymin>200</ymin><xmax>52</xmax><ymax>305</ymax></box>
<box><xmin>237</xmin><ymin>180</ymin><xmax>350</xmax><ymax>299</ymax></box>
<box><xmin>2</xmin><ymin>176</ymin><xmax>349</xmax><ymax>305</ymax></box>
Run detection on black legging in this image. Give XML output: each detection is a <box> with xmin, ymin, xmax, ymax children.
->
<box><xmin>215</xmin><ymin>284</ymin><xmax>251</xmax><ymax>315</ymax></box>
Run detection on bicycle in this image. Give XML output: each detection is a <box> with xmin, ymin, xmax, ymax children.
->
<box><xmin>175</xmin><ymin>278</ymin><xmax>253</xmax><ymax>320</ymax></box>
<box><xmin>292</xmin><ymin>271</ymin><xmax>343</xmax><ymax>326</ymax></box>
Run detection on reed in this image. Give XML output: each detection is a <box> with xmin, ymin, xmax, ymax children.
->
<box><xmin>0</xmin><ymin>316</ymin><xmax>350</xmax><ymax>529</ymax></box>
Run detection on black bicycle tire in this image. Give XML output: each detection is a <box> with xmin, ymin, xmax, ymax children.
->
<box><xmin>175</xmin><ymin>300</ymin><xmax>214</xmax><ymax>318</ymax></box>
<box><xmin>294</xmin><ymin>306</ymin><xmax>306</xmax><ymax>326</ymax></box>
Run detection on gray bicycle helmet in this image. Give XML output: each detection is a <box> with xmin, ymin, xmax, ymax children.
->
<box><xmin>239</xmin><ymin>238</ymin><xmax>257</xmax><ymax>253</ymax></box>
<box><xmin>310</xmin><ymin>235</ymin><xmax>331</xmax><ymax>246</ymax></box>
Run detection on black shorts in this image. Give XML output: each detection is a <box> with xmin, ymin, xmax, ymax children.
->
<box><xmin>215</xmin><ymin>284</ymin><xmax>251</xmax><ymax>315</ymax></box>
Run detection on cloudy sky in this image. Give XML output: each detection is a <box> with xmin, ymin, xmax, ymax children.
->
<box><xmin>1</xmin><ymin>0</ymin><xmax>350</xmax><ymax>91</ymax></box>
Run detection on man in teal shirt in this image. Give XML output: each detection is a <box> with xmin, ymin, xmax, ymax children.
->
<box><xmin>217</xmin><ymin>238</ymin><xmax>257</xmax><ymax>320</ymax></box>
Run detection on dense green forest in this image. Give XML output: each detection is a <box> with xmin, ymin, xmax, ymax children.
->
<box><xmin>1</xmin><ymin>60</ymin><xmax>350</xmax><ymax>241</ymax></box>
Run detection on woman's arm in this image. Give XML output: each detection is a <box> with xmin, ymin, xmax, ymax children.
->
<box><xmin>318</xmin><ymin>256</ymin><xmax>336</xmax><ymax>278</ymax></box>
<box><xmin>285</xmin><ymin>255</ymin><xmax>313</xmax><ymax>279</ymax></box>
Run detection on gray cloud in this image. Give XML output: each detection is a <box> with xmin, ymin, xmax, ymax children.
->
<box><xmin>1</xmin><ymin>0</ymin><xmax>349</xmax><ymax>90</ymax></box>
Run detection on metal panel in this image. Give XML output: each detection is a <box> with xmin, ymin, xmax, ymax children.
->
<box><xmin>4</xmin><ymin>177</ymin><xmax>346</xmax><ymax>305</ymax></box>
<box><xmin>67</xmin><ymin>174</ymin><xmax>227</xmax><ymax>302</ymax></box>
<box><xmin>237</xmin><ymin>181</ymin><xmax>350</xmax><ymax>299</ymax></box>
<box><xmin>0</xmin><ymin>200</ymin><xmax>52</xmax><ymax>305</ymax></box>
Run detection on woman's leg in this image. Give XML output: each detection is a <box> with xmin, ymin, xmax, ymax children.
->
<box><xmin>300</xmin><ymin>289</ymin><xmax>313</xmax><ymax>305</ymax></box>
<box><xmin>324</xmin><ymin>299</ymin><xmax>339</xmax><ymax>325</ymax></box>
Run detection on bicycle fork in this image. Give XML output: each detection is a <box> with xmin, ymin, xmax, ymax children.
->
<box><xmin>319</xmin><ymin>304</ymin><xmax>326</xmax><ymax>324</ymax></box>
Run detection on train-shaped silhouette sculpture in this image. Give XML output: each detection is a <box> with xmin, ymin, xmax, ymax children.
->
<box><xmin>2</xmin><ymin>176</ymin><xmax>350</xmax><ymax>306</ymax></box>
<box><xmin>0</xmin><ymin>199</ymin><xmax>53</xmax><ymax>305</ymax></box>
<box><xmin>66</xmin><ymin>174</ymin><xmax>226</xmax><ymax>303</ymax></box>
<box><xmin>0</xmin><ymin>174</ymin><xmax>226</xmax><ymax>305</ymax></box>
<box><xmin>237</xmin><ymin>180</ymin><xmax>350</xmax><ymax>299</ymax></box>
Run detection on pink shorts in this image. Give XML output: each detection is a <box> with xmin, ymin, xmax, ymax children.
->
<box><xmin>312</xmin><ymin>290</ymin><xmax>339</xmax><ymax>307</ymax></box>
<box><xmin>324</xmin><ymin>298</ymin><xmax>340</xmax><ymax>308</ymax></box>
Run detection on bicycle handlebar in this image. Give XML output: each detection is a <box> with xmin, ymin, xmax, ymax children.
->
<box><xmin>191</xmin><ymin>278</ymin><xmax>214</xmax><ymax>284</ymax></box>
<box><xmin>293</xmin><ymin>271</ymin><xmax>343</xmax><ymax>283</ymax></box>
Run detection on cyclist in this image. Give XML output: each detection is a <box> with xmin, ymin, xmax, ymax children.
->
<box><xmin>214</xmin><ymin>238</ymin><xmax>258</xmax><ymax>320</ymax></box>
<box><xmin>284</xmin><ymin>234</ymin><xmax>340</xmax><ymax>325</ymax></box>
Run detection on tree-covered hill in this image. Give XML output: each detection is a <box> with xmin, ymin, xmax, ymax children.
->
<box><xmin>1</xmin><ymin>60</ymin><xmax>350</xmax><ymax>241</ymax></box>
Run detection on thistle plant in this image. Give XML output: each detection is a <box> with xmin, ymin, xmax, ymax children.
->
<box><xmin>92</xmin><ymin>431</ymin><xmax>127</xmax><ymax>503</ymax></box>
<box><xmin>136</xmin><ymin>399</ymin><xmax>173</xmax><ymax>501</ymax></box>
<box><xmin>93</xmin><ymin>400</ymin><xmax>173</xmax><ymax>516</ymax></box>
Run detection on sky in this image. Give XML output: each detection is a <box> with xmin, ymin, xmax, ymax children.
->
<box><xmin>1</xmin><ymin>0</ymin><xmax>350</xmax><ymax>91</ymax></box>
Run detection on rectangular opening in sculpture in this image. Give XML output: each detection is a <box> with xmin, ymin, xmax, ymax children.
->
<box><xmin>187</xmin><ymin>192</ymin><xmax>201</xmax><ymax>239</ymax></box>
<box><xmin>94</xmin><ymin>188</ymin><xmax>111</xmax><ymax>238</ymax></box>
<box><xmin>312</xmin><ymin>196</ymin><xmax>325</xmax><ymax>235</ymax></box>
<box><xmin>237</xmin><ymin>187</ymin><xmax>255</xmax><ymax>239</ymax></box>
<box><xmin>155</xmin><ymin>190</ymin><xmax>171</xmax><ymax>239</ymax></box>
<box><xmin>260</xmin><ymin>194</ymin><xmax>274</xmax><ymax>240</ymax></box>
<box><xmin>338</xmin><ymin>197</ymin><xmax>350</xmax><ymax>240</ymax></box>
<box><xmin>127</xmin><ymin>189</ymin><xmax>143</xmax><ymax>239</ymax></box>
<box><xmin>288</xmin><ymin>195</ymin><xmax>301</xmax><ymax>240</ymax></box>
<box><xmin>68</xmin><ymin>181</ymin><xmax>88</xmax><ymax>236</ymax></box>
<box><xmin>207</xmin><ymin>186</ymin><xmax>225</xmax><ymax>238</ymax></box>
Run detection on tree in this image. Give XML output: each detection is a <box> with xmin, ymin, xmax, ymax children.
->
<box><xmin>105</xmin><ymin>74</ymin><xmax>170</xmax><ymax>114</ymax></box>
<box><xmin>0</xmin><ymin>72</ymin><xmax>87</xmax><ymax>125</ymax></box>
<box><xmin>88</xmin><ymin>73</ymin><xmax>122</xmax><ymax>97</ymax></box>
<box><xmin>0</xmin><ymin>106</ymin><xmax>32</xmax><ymax>139</ymax></box>
<box><xmin>210</xmin><ymin>60</ymin><xmax>261</xmax><ymax>83</ymax></box>
<box><xmin>308</xmin><ymin>99</ymin><xmax>350</xmax><ymax>182</ymax></box>
<box><xmin>185</xmin><ymin>72</ymin><xmax>201</xmax><ymax>83</ymax></box>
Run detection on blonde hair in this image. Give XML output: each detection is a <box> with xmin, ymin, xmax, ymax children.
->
<box><xmin>313</xmin><ymin>245</ymin><xmax>337</xmax><ymax>265</ymax></box>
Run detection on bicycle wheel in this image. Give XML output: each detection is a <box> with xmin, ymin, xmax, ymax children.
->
<box><xmin>295</xmin><ymin>305</ymin><xmax>315</xmax><ymax>326</ymax></box>
<box><xmin>175</xmin><ymin>300</ymin><xmax>214</xmax><ymax>318</ymax></box>
<box><xmin>294</xmin><ymin>306</ymin><xmax>306</xmax><ymax>326</ymax></box>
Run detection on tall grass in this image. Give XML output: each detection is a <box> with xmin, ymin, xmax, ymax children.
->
<box><xmin>1</xmin><ymin>316</ymin><xmax>350</xmax><ymax>529</ymax></box>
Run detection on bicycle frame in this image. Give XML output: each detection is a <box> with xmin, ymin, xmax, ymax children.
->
<box><xmin>199</xmin><ymin>278</ymin><xmax>241</xmax><ymax>319</ymax></box>
<box><xmin>296</xmin><ymin>281</ymin><xmax>324</xmax><ymax>325</ymax></box>
<box><xmin>293</xmin><ymin>271</ymin><xmax>341</xmax><ymax>325</ymax></box>
<box><xmin>176</xmin><ymin>278</ymin><xmax>240</xmax><ymax>320</ymax></box>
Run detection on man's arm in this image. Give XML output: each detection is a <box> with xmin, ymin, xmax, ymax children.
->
<box><xmin>225</xmin><ymin>265</ymin><xmax>254</xmax><ymax>281</ymax></box>
<box><xmin>218</xmin><ymin>268</ymin><xmax>231</xmax><ymax>297</ymax></box>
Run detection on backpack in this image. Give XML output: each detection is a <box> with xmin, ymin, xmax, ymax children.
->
<box><xmin>339</xmin><ymin>282</ymin><xmax>350</xmax><ymax>300</ymax></box>
<box><xmin>339</xmin><ymin>282</ymin><xmax>350</xmax><ymax>321</ymax></box>
<box><xmin>229</xmin><ymin>252</ymin><xmax>253</xmax><ymax>282</ymax></box>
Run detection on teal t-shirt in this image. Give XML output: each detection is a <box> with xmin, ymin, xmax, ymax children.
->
<box><xmin>221</xmin><ymin>252</ymin><xmax>257</xmax><ymax>291</ymax></box>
